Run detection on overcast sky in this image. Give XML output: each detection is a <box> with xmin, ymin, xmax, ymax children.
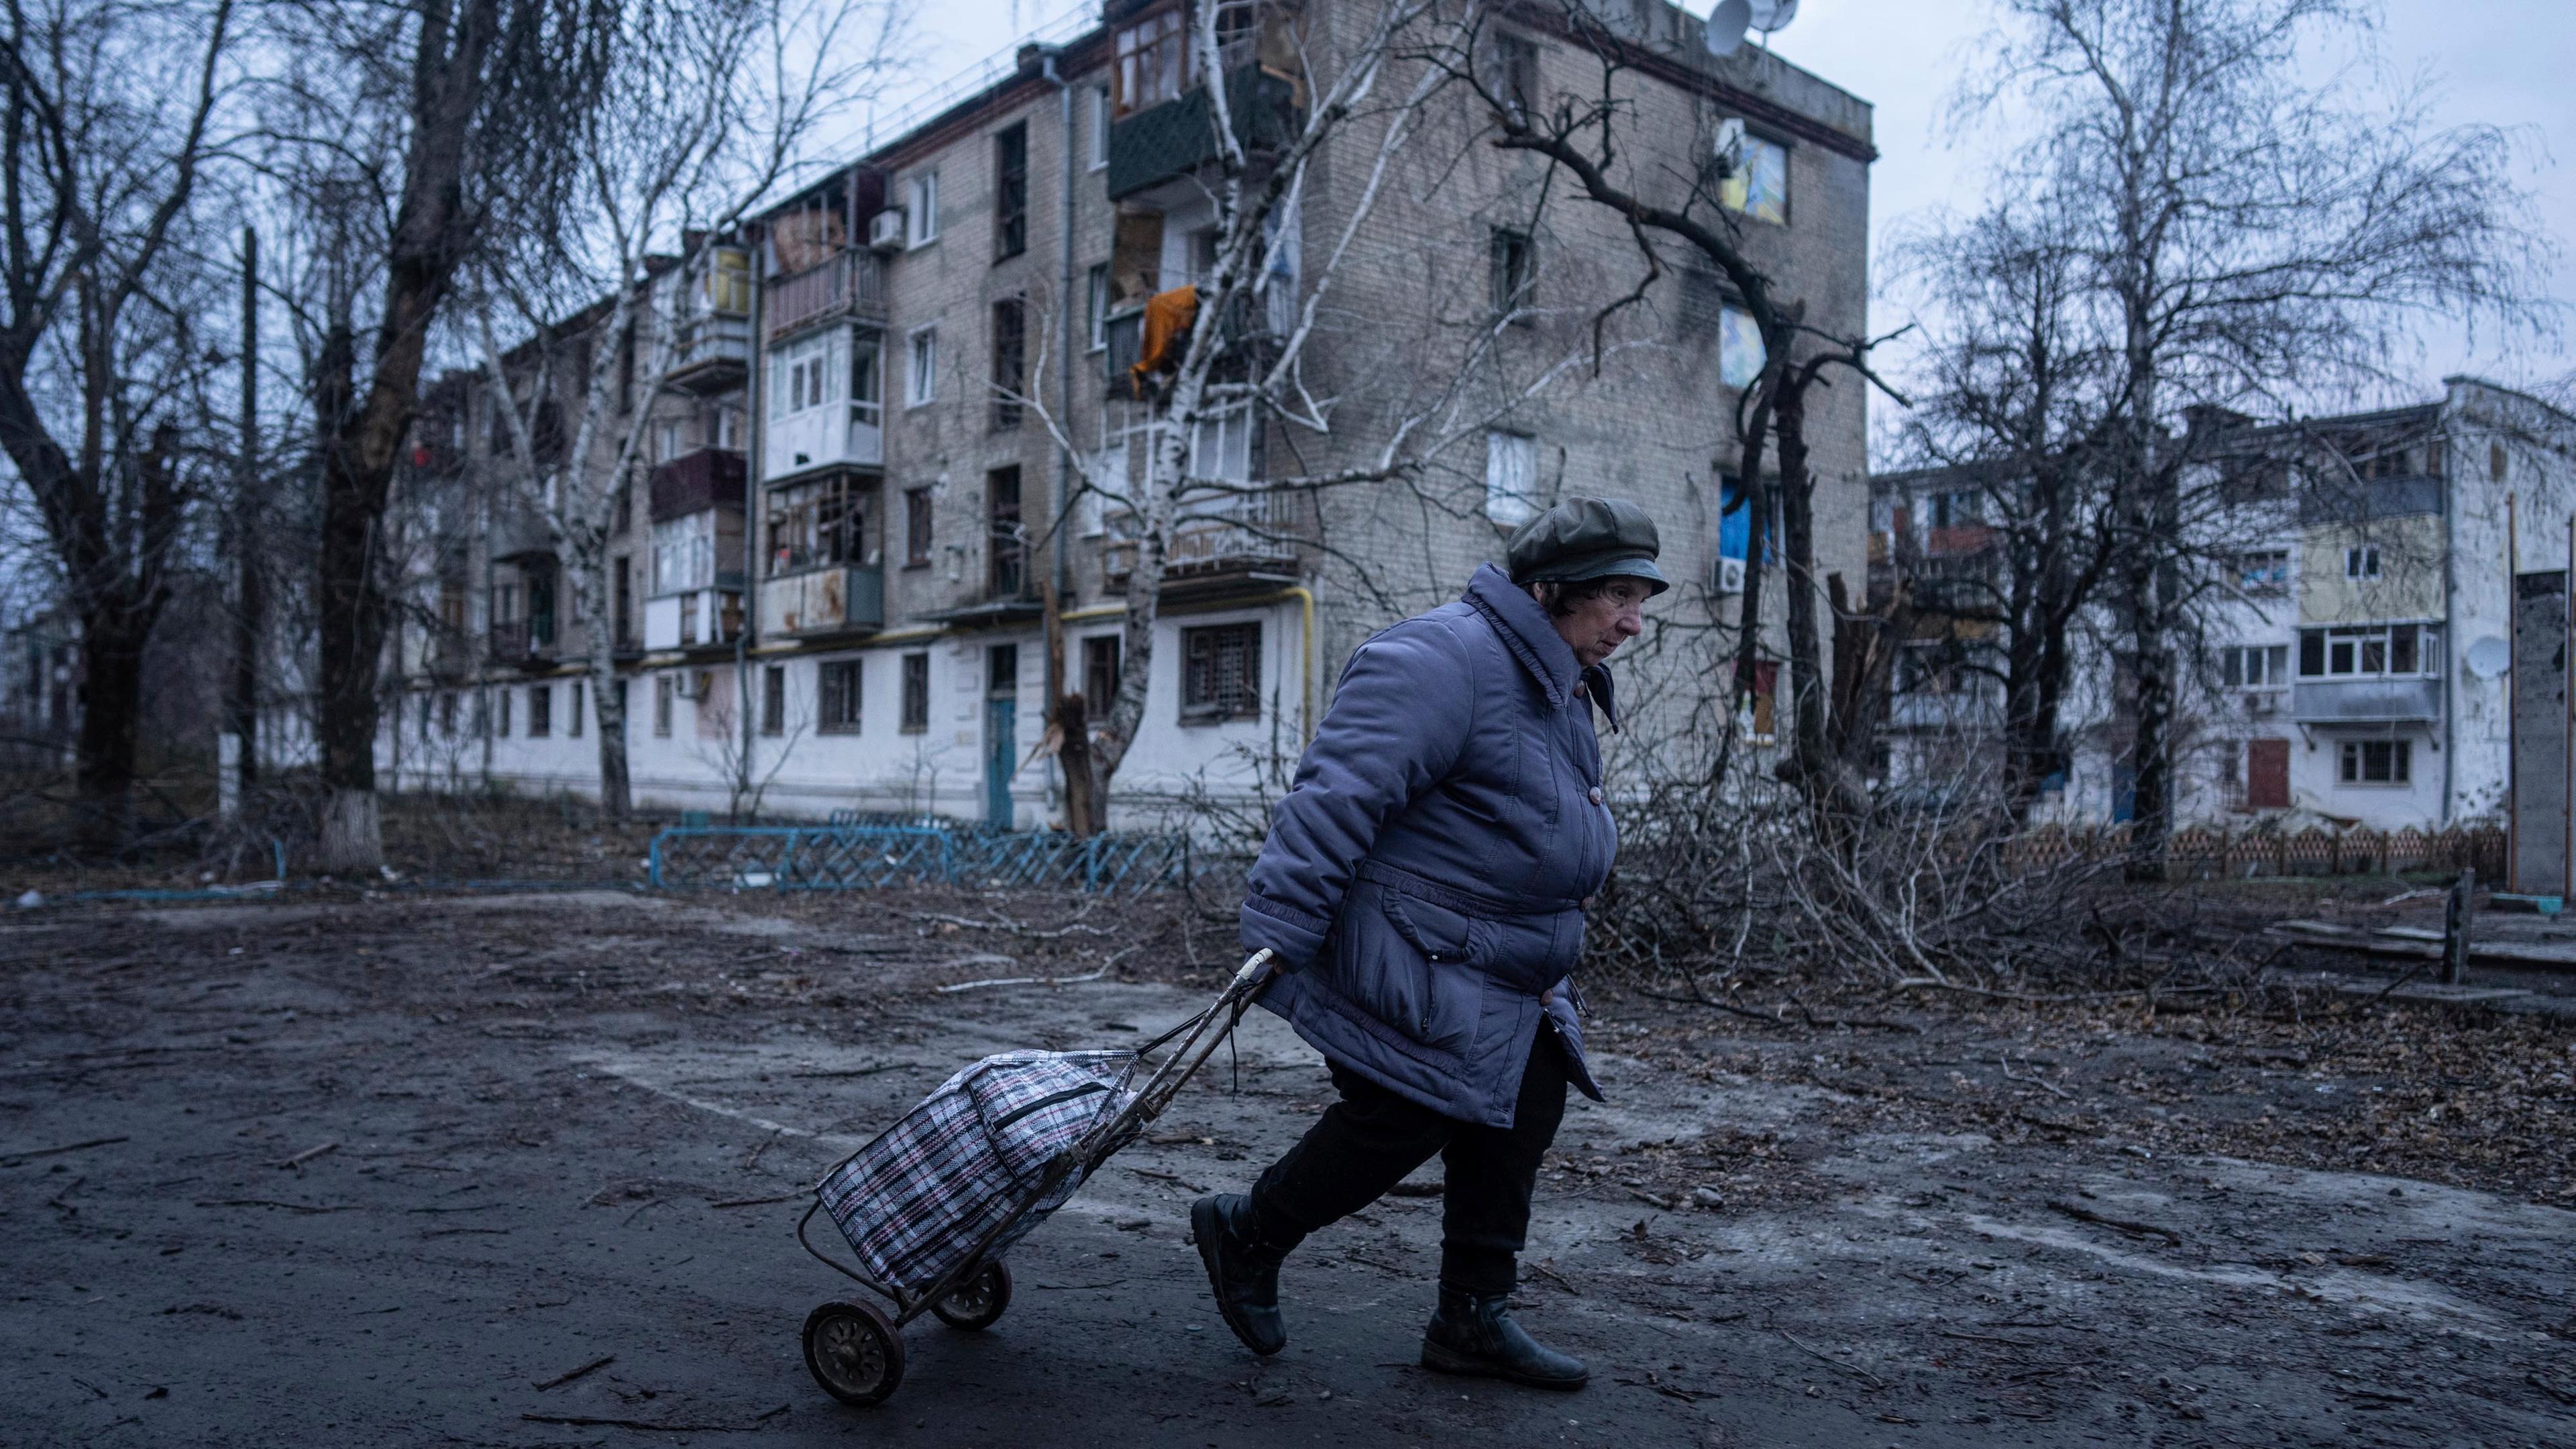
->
<box><xmin>877</xmin><ymin>1</ymin><xmax>2572</xmax><ymax>407</ymax></box>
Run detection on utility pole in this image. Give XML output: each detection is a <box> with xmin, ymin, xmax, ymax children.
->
<box><xmin>224</xmin><ymin>225</ymin><xmax>261</xmax><ymax>818</ymax></box>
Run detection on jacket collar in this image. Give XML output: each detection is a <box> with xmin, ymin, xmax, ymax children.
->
<box><xmin>1463</xmin><ymin>563</ymin><xmax>1577</xmax><ymax>710</ymax></box>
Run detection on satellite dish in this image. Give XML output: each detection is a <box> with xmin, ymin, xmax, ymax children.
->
<box><xmin>1748</xmin><ymin>0</ymin><xmax>1799</xmax><ymax>30</ymax></box>
<box><xmin>1703</xmin><ymin>0</ymin><xmax>1752</xmax><ymax>56</ymax></box>
<box><xmin>2465</xmin><ymin>636</ymin><xmax>2511</xmax><ymax>680</ymax></box>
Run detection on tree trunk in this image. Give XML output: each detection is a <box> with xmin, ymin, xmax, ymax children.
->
<box><xmin>574</xmin><ymin>553</ymin><xmax>629</xmax><ymax>820</ymax></box>
<box><xmin>1774</xmin><ymin>374</ymin><xmax>1868</xmax><ymax>823</ymax></box>
<box><xmin>71</xmin><ymin>604</ymin><xmax>151</xmax><ymax>846</ymax></box>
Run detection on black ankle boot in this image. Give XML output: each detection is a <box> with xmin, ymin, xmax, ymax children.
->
<box><xmin>1190</xmin><ymin>1194</ymin><xmax>1289</xmax><ymax>1356</ymax></box>
<box><xmin>1420</xmin><ymin>1285</ymin><xmax>1588</xmax><ymax>1390</ymax></box>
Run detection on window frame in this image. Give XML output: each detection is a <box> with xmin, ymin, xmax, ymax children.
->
<box><xmin>906</xmin><ymin>171</ymin><xmax>939</xmax><ymax>247</ymax></box>
<box><xmin>2338</xmin><ymin>738</ymin><xmax>2412</xmax><ymax>787</ymax></box>
<box><xmin>986</xmin><ymin>465</ymin><xmax>1027</xmax><ymax>599</ymax></box>
<box><xmin>1112</xmin><ymin>7</ymin><xmax>1186</xmax><ymax>117</ymax></box>
<box><xmin>1085</xmin><ymin>263</ymin><xmax>1110</xmax><ymax>352</ymax></box>
<box><xmin>1714</xmin><ymin>124</ymin><xmax>1789</xmax><ymax>225</ymax></box>
<box><xmin>527</xmin><ymin>682</ymin><xmax>551</xmax><ymax>737</ymax></box>
<box><xmin>900</xmin><ymin>651</ymin><xmax>930</xmax><ymax>733</ymax></box>
<box><xmin>1089</xmin><ymin>85</ymin><xmax>1112</xmax><ymax>170</ymax></box>
<box><xmin>904</xmin><ymin>486</ymin><xmax>933</xmax><ymax>567</ymax></box>
<box><xmin>1483</xmin><ymin>429</ymin><xmax>1538</xmax><ymax>526</ymax></box>
<box><xmin>2296</xmin><ymin>623</ymin><xmax>2441</xmax><ymax>680</ymax></box>
<box><xmin>1180</xmin><ymin>621</ymin><xmax>1262</xmax><ymax>724</ymax></box>
<box><xmin>993</xmin><ymin>122</ymin><xmax>1029</xmax><ymax>262</ymax></box>
<box><xmin>653</xmin><ymin>674</ymin><xmax>674</xmax><ymax>737</ymax></box>
<box><xmin>1082</xmin><ymin>633</ymin><xmax>1121</xmax><ymax>722</ymax></box>
<box><xmin>989</xmin><ymin>297</ymin><xmax>1026</xmax><ymax>431</ymax></box>
<box><xmin>904</xmin><ymin>324</ymin><xmax>937</xmax><ymax>408</ymax></box>
<box><xmin>761</xmin><ymin>664</ymin><xmax>786</xmax><ymax>737</ymax></box>
<box><xmin>2344</xmin><ymin>543</ymin><xmax>2381</xmax><ymax>580</ymax></box>
<box><xmin>1488</xmin><ymin>226</ymin><xmax>1532</xmax><ymax>321</ymax></box>
<box><xmin>817</xmin><ymin>658</ymin><xmax>863</xmax><ymax>735</ymax></box>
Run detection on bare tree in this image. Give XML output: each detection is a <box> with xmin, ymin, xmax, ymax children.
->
<box><xmin>1421</xmin><ymin>0</ymin><xmax>1904</xmax><ymax>824</ymax></box>
<box><xmin>1024</xmin><ymin>0</ymin><xmax>1585</xmax><ymax>827</ymax></box>
<box><xmin>0</xmin><ymin>0</ymin><xmax>237</xmax><ymax>843</ymax></box>
<box><xmin>1945</xmin><ymin>0</ymin><xmax>2549</xmax><ymax>877</ymax></box>
<box><xmin>472</xmin><ymin>0</ymin><xmax>907</xmax><ymax>822</ymax></box>
<box><xmin>286</xmin><ymin>0</ymin><xmax>616</xmax><ymax>870</ymax></box>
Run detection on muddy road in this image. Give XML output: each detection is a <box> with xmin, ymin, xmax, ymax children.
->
<box><xmin>3</xmin><ymin>890</ymin><xmax>2571</xmax><ymax>1447</ymax></box>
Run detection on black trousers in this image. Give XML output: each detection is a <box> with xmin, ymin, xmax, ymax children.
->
<box><xmin>1248</xmin><ymin>1026</ymin><xmax>1569</xmax><ymax>1296</ymax></box>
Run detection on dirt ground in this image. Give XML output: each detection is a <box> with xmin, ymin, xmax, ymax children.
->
<box><xmin>4</xmin><ymin>887</ymin><xmax>2573</xmax><ymax>1448</ymax></box>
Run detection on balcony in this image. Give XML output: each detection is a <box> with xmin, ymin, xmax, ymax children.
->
<box><xmin>488</xmin><ymin>619</ymin><xmax>557</xmax><ymax>666</ymax></box>
<box><xmin>649</xmin><ymin>447</ymin><xmax>747</xmax><ymax>522</ymax></box>
<box><xmin>760</xmin><ymin>564</ymin><xmax>885</xmax><ymax>639</ymax></box>
<box><xmin>641</xmin><ymin>584</ymin><xmax>746</xmax><ymax>652</ymax></box>
<box><xmin>762</xmin><ymin>401</ymin><xmax>883</xmax><ymax>483</ymax></box>
<box><xmin>1103</xmin><ymin>494</ymin><xmax>1299</xmax><ymax>588</ymax></box>
<box><xmin>2294</xmin><ymin>676</ymin><xmax>2442</xmax><ymax>724</ymax></box>
<box><xmin>667</xmin><ymin>311</ymin><xmax>751</xmax><ymax>394</ymax></box>
<box><xmin>765</xmin><ymin>251</ymin><xmax>886</xmax><ymax>341</ymax></box>
<box><xmin>1103</xmin><ymin>290</ymin><xmax>1285</xmax><ymax>400</ymax></box>
<box><xmin>1107</xmin><ymin>63</ymin><xmax>1303</xmax><ymax>201</ymax></box>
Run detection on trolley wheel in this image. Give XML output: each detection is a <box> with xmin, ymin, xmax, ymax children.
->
<box><xmin>802</xmin><ymin>1299</ymin><xmax>904</xmax><ymax>1406</ymax></box>
<box><xmin>930</xmin><ymin>1259</ymin><xmax>1013</xmax><ymax>1332</ymax></box>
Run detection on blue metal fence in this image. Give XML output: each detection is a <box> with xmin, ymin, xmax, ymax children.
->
<box><xmin>646</xmin><ymin>822</ymin><xmax>1197</xmax><ymax>895</ymax></box>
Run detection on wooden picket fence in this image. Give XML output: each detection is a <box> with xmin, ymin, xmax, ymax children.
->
<box><xmin>2001</xmin><ymin>822</ymin><xmax>2506</xmax><ymax>881</ymax></box>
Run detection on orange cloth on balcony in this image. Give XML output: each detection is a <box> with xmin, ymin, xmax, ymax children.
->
<box><xmin>1130</xmin><ymin>284</ymin><xmax>1199</xmax><ymax>394</ymax></box>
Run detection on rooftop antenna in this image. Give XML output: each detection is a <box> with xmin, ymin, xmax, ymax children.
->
<box><xmin>1749</xmin><ymin>1</ymin><xmax>1799</xmax><ymax>51</ymax></box>
<box><xmin>1703</xmin><ymin>0</ymin><xmax>1752</xmax><ymax>57</ymax></box>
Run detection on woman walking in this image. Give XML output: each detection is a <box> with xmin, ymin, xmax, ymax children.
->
<box><xmin>1191</xmin><ymin>496</ymin><xmax>1664</xmax><ymax>1391</ymax></box>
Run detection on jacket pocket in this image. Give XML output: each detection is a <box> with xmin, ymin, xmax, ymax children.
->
<box><xmin>1332</xmin><ymin>885</ymin><xmax>1481</xmax><ymax>1061</ymax></box>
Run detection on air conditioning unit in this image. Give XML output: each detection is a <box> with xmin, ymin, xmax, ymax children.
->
<box><xmin>867</xmin><ymin>209</ymin><xmax>907</xmax><ymax>252</ymax></box>
<box><xmin>2245</xmin><ymin>692</ymin><xmax>2277</xmax><ymax>716</ymax></box>
<box><xmin>1715</xmin><ymin>556</ymin><xmax>1746</xmax><ymax>594</ymax></box>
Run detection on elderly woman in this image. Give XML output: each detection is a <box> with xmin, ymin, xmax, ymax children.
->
<box><xmin>1192</xmin><ymin>496</ymin><xmax>1663</xmax><ymax>1391</ymax></box>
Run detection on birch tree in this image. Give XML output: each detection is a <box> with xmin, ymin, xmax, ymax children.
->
<box><xmin>1952</xmin><ymin>0</ymin><xmax>2547</xmax><ymax>877</ymax></box>
<box><xmin>474</xmin><ymin>0</ymin><xmax>908</xmax><ymax>820</ymax></box>
<box><xmin>1421</xmin><ymin>0</ymin><xmax>1905</xmax><ymax>824</ymax></box>
<box><xmin>1026</xmin><ymin>0</ymin><xmax>1572</xmax><ymax>826</ymax></box>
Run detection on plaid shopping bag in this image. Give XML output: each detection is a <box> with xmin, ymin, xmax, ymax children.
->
<box><xmin>816</xmin><ymin>1051</ymin><xmax>1139</xmax><ymax>1294</ymax></box>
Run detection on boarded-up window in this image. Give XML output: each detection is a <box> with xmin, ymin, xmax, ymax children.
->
<box><xmin>1182</xmin><ymin>623</ymin><xmax>1260</xmax><ymax>722</ymax></box>
<box><xmin>2247</xmin><ymin>739</ymin><xmax>2290</xmax><ymax>809</ymax></box>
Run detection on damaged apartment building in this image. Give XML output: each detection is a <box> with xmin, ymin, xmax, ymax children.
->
<box><xmin>1870</xmin><ymin>378</ymin><xmax>2576</xmax><ymax>835</ymax></box>
<box><xmin>373</xmin><ymin>0</ymin><xmax>1876</xmax><ymax>825</ymax></box>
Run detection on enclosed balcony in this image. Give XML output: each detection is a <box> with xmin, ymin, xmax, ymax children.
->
<box><xmin>2293</xmin><ymin>677</ymin><xmax>2442</xmax><ymax>724</ymax></box>
<box><xmin>765</xmin><ymin>251</ymin><xmax>887</xmax><ymax>341</ymax></box>
<box><xmin>641</xmin><ymin>584</ymin><xmax>746</xmax><ymax>651</ymax></box>
<box><xmin>667</xmin><ymin>312</ymin><xmax>751</xmax><ymax>395</ymax></box>
<box><xmin>649</xmin><ymin>446</ymin><xmax>747</xmax><ymax>522</ymax></box>
<box><xmin>760</xmin><ymin>564</ymin><xmax>884</xmax><ymax>639</ymax></box>
<box><xmin>1107</xmin><ymin>62</ymin><xmax>1303</xmax><ymax>202</ymax></box>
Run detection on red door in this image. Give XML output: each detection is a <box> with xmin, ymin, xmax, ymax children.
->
<box><xmin>2247</xmin><ymin>739</ymin><xmax>2290</xmax><ymax>810</ymax></box>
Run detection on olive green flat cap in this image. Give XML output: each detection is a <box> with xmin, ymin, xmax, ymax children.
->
<box><xmin>1505</xmin><ymin>496</ymin><xmax>1668</xmax><ymax>595</ymax></box>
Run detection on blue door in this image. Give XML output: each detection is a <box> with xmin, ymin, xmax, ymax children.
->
<box><xmin>985</xmin><ymin>696</ymin><xmax>1016</xmax><ymax>827</ymax></box>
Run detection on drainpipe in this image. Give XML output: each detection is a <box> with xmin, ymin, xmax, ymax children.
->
<box><xmin>1042</xmin><ymin>44</ymin><xmax>1078</xmax><ymax>817</ymax></box>
<box><xmin>738</xmin><ymin>229</ymin><xmax>763</xmax><ymax>820</ymax></box>
<box><xmin>2439</xmin><ymin>417</ymin><xmax>2456</xmax><ymax>826</ymax></box>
